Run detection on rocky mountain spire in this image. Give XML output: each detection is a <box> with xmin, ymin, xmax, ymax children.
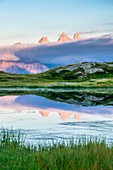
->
<box><xmin>58</xmin><ymin>32</ymin><xmax>72</xmax><ymax>42</ymax></box>
<box><xmin>38</xmin><ymin>36</ymin><xmax>49</xmax><ymax>43</ymax></box>
<box><xmin>73</xmin><ymin>33</ymin><xmax>81</xmax><ymax>40</ymax></box>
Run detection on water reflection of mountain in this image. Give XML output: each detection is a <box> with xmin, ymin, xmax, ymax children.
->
<box><xmin>0</xmin><ymin>95</ymin><xmax>80</xmax><ymax>121</ymax></box>
<box><xmin>0</xmin><ymin>89</ymin><xmax>113</xmax><ymax>106</ymax></box>
<box><xmin>0</xmin><ymin>92</ymin><xmax>113</xmax><ymax>121</ymax></box>
<box><xmin>30</xmin><ymin>90</ymin><xmax>113</xmax><ymax>106</ymax></box>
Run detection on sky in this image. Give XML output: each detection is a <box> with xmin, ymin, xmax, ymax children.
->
<box><xmin>0</xmin><ymin>0</ymin><xmax>113</xmax><ymax>45</ymax></box>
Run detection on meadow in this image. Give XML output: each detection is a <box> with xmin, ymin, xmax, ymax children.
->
<box><xmin>0</xmin><ymin>70</ymin><xmax>113</xmax><ymax>88</ymax></box>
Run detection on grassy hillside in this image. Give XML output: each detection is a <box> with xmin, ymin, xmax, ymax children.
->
<box><xmin>0</xmin><ymin>62</ymin><xmax>113</xmax><ymax>88</ymax></box>
<box><xmin>39</xmin><ymin>61</ymin><xmax>113</xmax><ymax>80</ymax></box>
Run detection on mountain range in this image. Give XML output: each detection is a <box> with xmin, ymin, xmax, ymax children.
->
<box><xmin>38</xmin><ymin>32</ymin><xmax>81</xmax><ymax>43</ymax></box>
<box><xmin>0</xmin><ymin>32</ymin><xmax>81</xmax><ymax>74</ymax></box>
<box><xmin>0</xmin><ymin>61</ymin><xmax>48</xmax><ymax>74</ymax></box>
<box><xmin>0</xmin><ymin>34</ymin><xmax>113</xmax><ymax>74</ymax></box>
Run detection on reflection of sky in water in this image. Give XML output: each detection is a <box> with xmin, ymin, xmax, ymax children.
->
<box><xmin>15</xmin><ymin>95</ymin><xmax>113</xmax><ymax>116</ymax></box>
<box><xmin>0</xmin><ymin>94</ymin><xmax>113</xmax><ymax>116</ymax></box>
<box><xmin>15</xmin><ymin>95</ymin><xmax>77</xmax><ymax>111</ymax></box>
<box><xmin>0</xmin><ymin>94</ymin><xmax>113</xmax><ymax>144</ymax></box>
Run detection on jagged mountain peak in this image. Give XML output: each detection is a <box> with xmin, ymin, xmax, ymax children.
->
<box><xmin>73</xmin><ymin>33</ymin><xmax>81</xmax><ymax>40</ymax></box>
<box><xmin>58</xmin><ymin>32</ymin><xmax>72</xmax><ymax>42</ymax></box>
<box><xmin>38</xmin><ymin>36</ymin><xmax>49</xmax><ymax>43</ymax></box>
<box><xmin>60</xmin><ymin>32</ymin><xmax>68</xmax><ymax>36</ymax></box>
<box><xmin>37</xmin><ymin>32</ymin><xmax>81</xmax><ymax>43</ymax></box>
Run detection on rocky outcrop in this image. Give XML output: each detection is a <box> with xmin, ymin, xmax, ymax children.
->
<box><xmin>0</xmin><ymin>61</ymin><xmax>48</xmax><ymax>74</ymax></box>
<box><xmin>45</xmin><ymin>61</ymin><xmax>113</xmax><ymax>80</ymax></box>
<box><xmin>55</xmin><ymin>62</ymin><xmax>106</xmax><ymax>78</ymax></box>
<box><xmin>38</xmin><ymin>37</ymin><xmax>49</xmax><ymax>43</ymax></box>
<box><xmin>64</xmin><ymin>62</ymin><xmax>104</xmax><ymax>74</ymax></box>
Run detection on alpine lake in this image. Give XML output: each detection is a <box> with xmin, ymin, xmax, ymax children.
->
<box><xmin>0</xmin><ymin>88</ymin><xmax>113</xmax><ymax>145</ymax></box>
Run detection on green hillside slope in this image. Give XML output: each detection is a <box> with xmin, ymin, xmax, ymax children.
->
<box><xmin>0</xmin><ymin>62</ymin><xmax>113</xmax><ymax>88</ymax></box>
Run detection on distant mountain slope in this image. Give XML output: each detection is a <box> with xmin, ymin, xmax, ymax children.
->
<box><xmin>0</xmin><ymin>61</ymin><xmax>48</xmax><ymax>74</ymax></box>
<box><xmin>4</xmin><ymin>65</ymin><xmax>29</xmax><ymax>74</ymax></box>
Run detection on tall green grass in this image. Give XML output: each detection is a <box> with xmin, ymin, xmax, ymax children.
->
<box><xmin>0</xmin><ymin>129</ymin><xmax>113</xmax><ymax>170</ymax></box>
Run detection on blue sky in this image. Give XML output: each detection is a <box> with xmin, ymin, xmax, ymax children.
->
<box><xmin>0</xmin><ymin>0</ymin><xmax>113</xmax><ymax>45</ymax></box>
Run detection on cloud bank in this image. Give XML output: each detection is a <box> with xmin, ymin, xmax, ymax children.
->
<box><xmin>14</xmin><ymin>37</ymin><xmax>113</xmax><ymax>65</ymax></box>
<box><xmin>0</xmin><ymin>37</ymin><xmax>113</xmax><ymax>66</ymax></box>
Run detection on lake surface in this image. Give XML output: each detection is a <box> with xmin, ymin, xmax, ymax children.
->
<box><xmin>0</xmin><ymin>88</ymin><xmax>113</xmax><ymax>144</ymax></box>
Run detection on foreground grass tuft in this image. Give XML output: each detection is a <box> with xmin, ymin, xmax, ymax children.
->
<box><xmin>0</xmin><ymin>130</ymin><xmax>113</xmax><ymax>170</ymax></box>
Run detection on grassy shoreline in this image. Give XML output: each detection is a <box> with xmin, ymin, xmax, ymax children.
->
<box><xmin>0</xmin><ymin>130</ymin><xmax>113</xmax><ymax>170</ymax></box>
<box><xmin>0</xmin><ymin>83</ymin><xmax>113</xmax><ymax>88</ymax></box>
